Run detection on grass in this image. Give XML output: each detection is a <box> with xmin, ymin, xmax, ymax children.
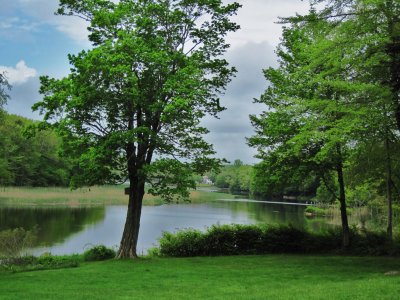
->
<box><xmin>0</xmin><ymin>185</ymin><xmax>232</xmax><ymax>207</ymax></box>
<box><xmin>0</xmin><ymin>255</ymin><xmax>399</xmax><ymax>299</ymax></box>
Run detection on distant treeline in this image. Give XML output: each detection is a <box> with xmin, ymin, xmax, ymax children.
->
<box><xmin>206</xmin><ymin>158</ymin><xmax>399</xmax><ymax>210</ymax></box>
<box><xmin>207</xmin><ymin>160</ymin><xmax>317</xmax><ymax>199</ymax></box>
<box><xmin>0</xmin><ymin>113</ymin><xmax>71</xmax><ymax>187</ymax></box>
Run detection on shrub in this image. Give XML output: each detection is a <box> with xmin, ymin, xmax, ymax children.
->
<box><xmin>158</xmin><ymin>229</ymin><xmax>205</xmax><ymax>257</ymax></box>
<box><xmin>204</xmin><ymin>225</ymin><xmax>238</xmax><ymax>255</ymax></box>
<box><xmin>0</xmin><ymin>227</ymin><xmax>38</xmax><ymax>258</ymax></box>
<box><xmin>153</xmin><ymin>224</ymin><xmax>400</xmax><ymax>257</ymax></box>
<box><xmin>258</xmin><ymin>225</ymin><xmax>308</xmax><ymax>254</ymax></box>
<box><xmin>233</xmin><ymin>224</ymin><xmax>263</xmax><ymax>254</ymax></box>
<box><xmin>83</xmin><ymin>245</ymin><xmax>116</xmax><ymax>261</ymax></box>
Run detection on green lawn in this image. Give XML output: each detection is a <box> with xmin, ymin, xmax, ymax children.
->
<box><xmin>1</xmin><ymin>255</ymin><xmax>399</xmax><ymax>299</ymax></box>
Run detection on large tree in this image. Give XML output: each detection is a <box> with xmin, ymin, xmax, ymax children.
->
<box><xmin>248</xmin><ymin>14</ymin><xmax>372</xmax><ymax>248</ymax></box>
<box><xmin>304</xmin><ymin>0</ymin><xmax>400</xmax><ymax>239</ymax></box>
<box><xmin>33</xmin><ymin>0</ymin><xmax>240</xmax><ymax>258</ymax></box>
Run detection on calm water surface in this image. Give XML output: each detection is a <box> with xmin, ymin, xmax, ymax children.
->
<box><xmin>0</xmin><ymin>194</ymin><xmax>379</xmax><ymax>255</ymax></box>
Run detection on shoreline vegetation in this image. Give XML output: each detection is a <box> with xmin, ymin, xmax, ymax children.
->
<box><xmin>0</xmin><ymin>185</ymin><xmax>235</xmax><ymax>207</ymax></box>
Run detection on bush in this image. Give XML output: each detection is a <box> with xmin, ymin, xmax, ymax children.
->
<box><xmin>158</xmin><ymin>230</ymin><xmax>205</xmax><ymax>257</ymax></box>
<box><xmin>154</xmin><ymin>224</ymin><xmax>400</xmax><ymax>257</ymax></box>
<box><xmin>83</xmin><ymin>245</ymin><xmax>116</xmax><ymax>261</ymax></box>
<box><xmin>204</xmin><ymin>224</ymin><xmax>263</xmax><ymax>256</ymax></box>
<box><xmin>0</xmin><ymin>227</ymin><xmax>38</xmax><ymax>258</ymax></box>
<box><xmin>257</xmin><ymin>225</ymin><xmax>307</xmax><ymax>254</ymax></box>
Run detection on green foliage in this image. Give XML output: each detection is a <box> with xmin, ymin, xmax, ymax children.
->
<box><xmin>0</xmin><ymin>253</ymin><xmax>80</xmax><ymax>273</ymax></box>
<box><xmin>304</xmin><ymin>206</ymin><xmax>329</xmax><ymax>217</ymax></box>
<box><xmin>0</xmin><ymin>227</ymin><xmax>38</xmax><ymax>258</ymax></box>
<box><xmin>83</xmin><ymin>245</ymin><xmax>116</xmax><ymax>261</ymax></box>
<box><xmin>34</xmin><ymin>0</ymin><xmax>241</xmax><ymax>201</ymax></box>
<box><xmin>250</xmin><ymin>159</ymin><xmax>319</xmax><ymax>198</ymax></box>
<box><xmin>0</xmin><ymin>113</ymin><xmax>71</xmax><ymax>187</ymax></box>
<box><xmin>346</xmin><ymin>183</ymin><xmax>381</xmax><ymax>208</ymax></box>
<box><xmin>155</xmin><ymin>224</ymin><xmax>400</xmax><ymax>257</ymax></box>
<box><xmin>212</xmin><ymin>161</ymin><xmax>252</xmax><ymax>193</ymax></box>
<box><xmin>314</xmin><ymin>178</ymin><xmax>337</xmax><ymax>204</ymax></box>
<box><xmin>248</xmin><ymin>1</ymin><xmax>400</xmax><ymax>243</ymax></box>
<box><xmin>35</xmin><ymin>1</ymin><xmax>241</xmax><ymax>257</ymax></box>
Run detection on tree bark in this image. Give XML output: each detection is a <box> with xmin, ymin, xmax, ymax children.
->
<box><xmin>384</xmin><ymin>135</ymin><xmax>393</xmax><ymax>240</ymax></box>
<box><xmin>117</xmin><ymin>177</ymin><xmax>145</xmax><ymax>258</ymax></box>
<box><xmin>336</xmin><ymin>144</ymin><xmax>350</xmax><ymax>249</ymax></box>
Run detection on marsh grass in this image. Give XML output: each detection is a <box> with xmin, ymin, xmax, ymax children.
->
<box><xmin>0</xmin><ymin>185</ymin><xmax>232</xmax><ymax>207</ymax></box>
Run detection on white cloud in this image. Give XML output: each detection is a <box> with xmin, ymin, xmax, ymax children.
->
<box><xmin>0</xmin><ymin>61</ymin><xmax>38</xmax><ymax>85</ymax></box>
<box><xmin>13</xmin><ymin>0</ymin><xmax>90</xmax><ymax>46</ymax></box>
<box><xmin>54</xmin><ymin>17</ymin><xmax>91</xmax><ymax>46</ymax></box>
<box><xmin>226</xmin><ymin>0</ymin><xmax>310</xmax><ymax>47</ymax></box>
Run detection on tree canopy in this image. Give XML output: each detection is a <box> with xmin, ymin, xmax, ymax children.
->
<box><xmin>0</xmin><ymin>113</ymin><xmax>71</xmax><ymax>187</ymax></box>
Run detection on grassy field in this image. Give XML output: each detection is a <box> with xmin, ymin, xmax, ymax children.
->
<box><xmin>0</xmin><ymin>255</ymin><xmax>399</xmax><ymax>299</ymax></box>
<box><xmin>0</xmin><ymin>185</ymin><xmax>229</xmax><ymax>207</ymax></box>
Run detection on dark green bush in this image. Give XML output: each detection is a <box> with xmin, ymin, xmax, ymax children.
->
<box><xmin>83</xmin><ymin>245</ymin><xmax>116</xmax><ymax>261</ymax></box>
<box><xmin>233</xmin><ymin>224</ymin><xmax>263</xmax><ymax>254</ymax></box>
<box><xmin>204</xmin><ymin>225</ymin><xmax>238</xmax><ymax>255</ymax></box>
<box><xmin>258</xmin><ymin>225</ymin><xmax>309</xmax><ymax>253</ymax></box>
<box><xmin>349</xmin><ymin>231</ymin><xmax>391</xmax><ymax>256</ymax></box>
<box><xmin>155</xmin><ymin>224</ymin><xmax>399</xmax><ymax>257</ymax></box>
<box><xmin>158</xmin><ymin>230</ymin><xmax>205</xmax><ymax>257</ymax></box>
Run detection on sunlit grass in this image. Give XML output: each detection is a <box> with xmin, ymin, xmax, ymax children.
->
<box><xmin>0</xmin><ymin>255</ymin><xmax>399</xmax><ymax>299</ymax></box>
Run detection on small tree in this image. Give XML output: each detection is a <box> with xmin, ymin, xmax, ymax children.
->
<box><xmin>33</xmin><ymin>0</ymin><xmax>240</xmax><ymax>258</ymax></box>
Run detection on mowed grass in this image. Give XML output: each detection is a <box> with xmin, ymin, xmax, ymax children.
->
<box><xmin>0</xmin><ymin>186</ymin><xmax>227</xmax><ymax>207</ymax></box>
<box><xmin>1</xmin><ymin>255</ymin><xmax>399</xmax><ymax>299</ymax></box>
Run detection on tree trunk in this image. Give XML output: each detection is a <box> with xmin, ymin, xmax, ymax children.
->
<box><xmin>385</xmin><ymin>135</ymin><xmax>393</xmax><ymax>240</ymax></box>
<box><xmin>117</xmin><ymin>178</ymin><xmax>145</xmax><ymax>258</ymax></box>
<box><xmin>336</xmin><ymin>144</ymin><xmax>350</xmax><ymax>249</ymax></box>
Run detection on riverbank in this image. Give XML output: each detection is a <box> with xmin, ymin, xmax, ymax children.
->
<box><xmin>0</xmin><ymin>185</ymin><xmax>231</xmax><ymax>207</ymax></box>
<box><xmin>1</xmin><ymin>255</ymin><xmax>399</xmax><ymax>299</ymax></box>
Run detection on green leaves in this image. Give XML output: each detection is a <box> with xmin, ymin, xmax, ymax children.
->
<box><xmin>33</xmin><ymin>0</ymin><xmax>239</xmax><ymax>197</ymax></box>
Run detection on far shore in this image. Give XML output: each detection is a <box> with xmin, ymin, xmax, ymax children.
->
<box><xmin>0</xmin><ymin>185</ymin><xmax>233</xmax><ymax>207</ymax></box>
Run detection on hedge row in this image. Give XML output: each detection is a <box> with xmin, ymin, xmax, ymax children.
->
<box><xmin>151</xmin><ymin>224</ymin><xmax>400</xmax><ymax>257</ymax></box>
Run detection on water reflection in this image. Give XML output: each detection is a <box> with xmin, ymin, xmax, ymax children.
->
<box><xmin>0</xmin><ymin>196</ymin><xmax>385</xmax><ymax>255</ymax></box>
<box><xmin>0</xmin><ymin>206</ymin><xmax>104</xmax><ymax>246</ymax></box>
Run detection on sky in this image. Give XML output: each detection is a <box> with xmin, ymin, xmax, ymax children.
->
<box><xmin>0</xmin><ymin>0</ymin><xmax>311</xmax><ymax>164</ymax></box>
